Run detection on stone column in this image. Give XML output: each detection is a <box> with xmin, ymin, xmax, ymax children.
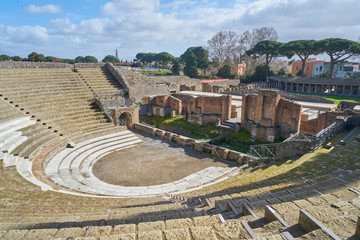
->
<box><xmin>297</xmin><ymin>83</ymin><xmax>299</xmax><ymax>92</ymax></box>
<box><xmin>308</xmin><ymin>84</ymin><xmax>311</xmax><ymax>93</ymax></box>
<box><xmin>335</xmin><ymin>85</ymin><xmax>338</xmax><ymax>95</ymax></box>
<box><xmin>314</xmin><ymin>84</ymin><xmax>317</xmax><ymax>93</ymax></box>
<box><xmin>321</xmin><ymin>84</ymin><xmax>324</xmax><ymax>94</ymax></box>
<box><xmin>285</xmin><ymin>83</ymin><xmax>288</xmax><ymax>91</ymax></box>
<box><xmin>342</xmin><ymin>85</ymin><xmax>345</xmax><ymax>95</ymax></box>
<box><xmin>291</xmin><ymin>83</ymin><xmax>293</xmax><ymax>92</ymax></box>
<box><xmin>302</xmin><ymin>84</ymin><xmax>305</xmax><ymax>93</ymax></box>
<box><xmin>350</xmin><ymin>86</ymin><xmax>353</xmax><ymax>95</ymax></box>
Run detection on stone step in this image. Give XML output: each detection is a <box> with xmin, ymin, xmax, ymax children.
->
<box><xmin>0</xmin><ymin>86</ymin><xmax>89</xmax><ymax>94</ymax></box>
<box><xmin>2</xmin><ymin>154</ymin><xmax>17</xmax><ymax>167</ymax></box>
<box><xmin>0</xmin><ymin>117</ymin><xmax>33</xmax><ymax>134</ymax></box>
<box><xmin>25</xmin><ymin>102</ymin><xmax>96</xmax><ymax>112</ymax></box>
<box><xmin>45</xmin><ymin>131</ymin><xmax>133</xmax><ymax>173</ymax></box>
<box><xmin>16</xmin><ymin>157</ymin><xmax>52</xmax><ymax>191</ymax></box>
<box><xmin>0</xmin><ymin>135</ymin><xmax>27</xmax><ymax>154</ymax></box>
<box><xmin>7</xmin><ymin>92</ymin><xmax>92</xmax><ymax>102</ymax></box>
<box><xmin>0</xmin><ymin>82</ymin><xmax>85</xmax><ymax>89</ymax></box>
<box><xmin>0</xmin><ymin>131</ymin><xmax>22</xmax><ymax>149</ymax></box>
<box><xmin>15</xmin><ymin>133</ymin><xmax>56</xmax><ymax>158</ymax></box>
<box><xmin>340</xmin><ymin>126</ymin><xmax>360</xmax><ymax>145</ymax></box>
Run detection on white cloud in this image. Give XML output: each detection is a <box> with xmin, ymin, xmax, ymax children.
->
<box><xmin>25</xmin><ymin>4</ymin><xmax>62</xmax><ymax>14</ymax></box>
<box><xmin>101</xmin><ymin>0</ymin><xmax>159</xmax><ymax>16</ymax></box>
<box><xmin>2</xmin><ymin>0</ymin><xmax>359</xmax><ymax>60</ymax></box>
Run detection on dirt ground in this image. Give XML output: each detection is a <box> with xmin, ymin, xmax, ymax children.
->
<box><xmin>92</xmin><ymin>131</ymin><xmax>233</xmax><ymax>186</ymax></box>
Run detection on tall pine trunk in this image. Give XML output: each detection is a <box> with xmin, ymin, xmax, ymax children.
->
<box><xmin>329</xmin><ymin>56</ymin><xmax>335</xmax><ymax>78</ymax></box>
<box><xmin>301</xmin><ymin>59</ymin><xmax>306</xmax><ymax>76</ymax></box>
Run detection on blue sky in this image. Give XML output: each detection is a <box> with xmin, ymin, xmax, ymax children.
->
<box><xmin>1</xmin><ymin>0</ymin><xmax>359</xmax><ymax>61</ymax></box>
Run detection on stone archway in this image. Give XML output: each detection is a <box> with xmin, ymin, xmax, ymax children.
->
<box><xmin>118</xmin><ymin>112</ymin><xmax>133</xmax><ymax>128</ymax></box>
<box><xmin>112</xmin><ymin>106</ymin><xmax>139</xmax><ymax>128</ymax></box>
<box><xmin>168</xmin><ymin>83</ymin><xmax>178</xmax><ymax>93</ymax></box>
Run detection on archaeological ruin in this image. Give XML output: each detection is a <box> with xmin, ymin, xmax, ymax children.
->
<box><xmin>0</xmin><ymin>61</ymin><xmax>360</xmax><ymax>239</ymax></box>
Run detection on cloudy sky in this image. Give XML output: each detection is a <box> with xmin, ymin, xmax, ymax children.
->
<box><xmin>1</xmin><ymin>0</ymin><xmax>359</xmax><ymax>61</ymax></box>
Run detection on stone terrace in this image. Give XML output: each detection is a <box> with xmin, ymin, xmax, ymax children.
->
<box><xmin>0</xmin><ymin>65</ymin><xmax>360</xmax><ymax>239</ymax></box>
<box><xmin>76</xmin><ymin>67</ymin><xmax>125</xmax><ymax>93</ymax></box>
<box><xmin>0</xmin><ymin>68</ymin><xmax>122</xmax><ymax>141</ymax></box>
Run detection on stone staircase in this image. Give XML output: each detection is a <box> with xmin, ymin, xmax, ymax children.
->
<box><xmin>76</xmin><ymin>67</ymin><xmax>124</xmax><ymax>93</ymax></box>
<box><xmin>219</xmin><ymin>118</ymin><xmax>240</xmax><ymax>130</ymax></box>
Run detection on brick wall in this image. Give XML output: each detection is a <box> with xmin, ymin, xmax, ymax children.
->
<box><xmin>241</xmin><ymin>90</ymin><xmax>302</xmax><ymax>141</ymax></box>
<box><xmin>301</xmin><ymin>111</ymin><xmax>358</xmax><ymax>133</ymax></box>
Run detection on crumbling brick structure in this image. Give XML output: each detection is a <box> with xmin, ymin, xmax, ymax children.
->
<box><xmin>145</xmin><ymin>93</ymin><xmax>232</xmax><ymax>125</ymax></box>
<box><xmin>300</xmin><ymin>111</ymin><xmax>358</xmax><ymax>133</ymax></box>
<box><xmin>174</xmin><ymin>94</ymin><xmax>231</xmax><ymax>125</ymax></box>
<box><xmin>241</xmin><ymin>89</ymin><xmax>302</xmax><ymax>142</ymax></box>
<box><xmin>144</xmin><ymin>95</ymin><xmax>182</xmax><ymax>117</ymax></box>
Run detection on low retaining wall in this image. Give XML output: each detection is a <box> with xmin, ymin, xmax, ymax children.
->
<box><xmin>0</xmin><ymin>62</ymin><xmax>69</xmax><ymax>69</ymax></box>
<box><xmin>74</xmin><ymin>63</ymin><xmax>105</xmax><ymax>68</ymax></box>
<box><xmin>133</xmin><ymin>122</ymin><xmax>249</xmax><ymax>164</ymax></box>
<box><xmin>275</xmin><ymin>141</ymin><xmax>313</xmax><ymax>160</ymax></box>
<box><xmin>346</xmin><ymin>115</ymin><xmax>360</xmax><ymax>129</ymax></box>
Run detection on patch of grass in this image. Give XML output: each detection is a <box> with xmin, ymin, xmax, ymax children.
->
<box><xmin>274</xmin><ymin>136</ymin><xmax>286</xmax><ymax>143</ymax></box>
<box><xmin>219</xmin><ymin>143</ymin><xmax>250</xmax><ymax>153</ymax></box>
<box><xmin>141</xmin><ymin>115</ymin><xmax>277</xmax><ymax>154</ymax></box>
<box><xmin>142</xmin><ymin>115</ymin><xmax>221</xmax><ymax>139</ymax></box>
<box><xmin>218</xmin><ymin>129</ymin><xmax>266</xmax><ymax>153</ymax></box>
<box><xmin>298</xmin><ymin>93</ymin><xmax>360</xmax><ymax>106</ymax></box>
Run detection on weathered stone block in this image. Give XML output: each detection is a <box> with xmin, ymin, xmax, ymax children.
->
<box><xmin>155</xmin><ymin>129</ymin><xmax>165</xmax><ymax>137</ymax></box>
<box><xmin>133</xmin><ymin>123</ymin><xmax>155</xmax><ymax>135</ymax></box>
<box><xmin>194</xmin><ymin>142</ymin><xmax>204</xmax><ymax>152</ymax></box>
<box><xmin>228</xmin><ymin>150</ymin><xmax>242</xmax><ymax>161</ymax></box>
<box><xmin>214</xmin><ymin>147</ymin><xmax>229</xmax><ymax>159</ymax></box>
<box><xmin>203</xmin><ymin>143</ymin><xmax>215</xmax><ymax>155</ymax></box>
<box><xmin>174</xmin><ymin>135</ymin><xmax>195</xmax><ymax>147</ymax></box>
<box><xmin>163</xmin><ymin>131</ymin><xmax>175</xmax><ymax>141</ymax></box>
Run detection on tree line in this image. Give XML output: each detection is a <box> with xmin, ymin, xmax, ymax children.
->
<box><xmin>246</xmin><ymin>38</ymin><xmax>360</xmax><ymax>77</ymax></box>
<box><xmin>0</xmin><ymin>52</ymin><xmax>122</xmax><ymax>64</ymax></box>
<box><xmin>134</xmin><ymin>27</ymin><xmax>282</xmax><ymax>79</ymax></box>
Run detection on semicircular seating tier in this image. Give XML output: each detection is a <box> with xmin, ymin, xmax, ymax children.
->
<box><xmin>1</xmin><ymin>66</ymin><xmax>360</xmax><ymax>239</ymax></box>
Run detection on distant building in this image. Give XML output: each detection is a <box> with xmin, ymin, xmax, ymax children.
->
<box><xmin>291</xmin><ymin>58</ymin><xmax>324</xmax><ymax>76</ymax></box>
<box><xmin>213</xmin><ymin>63</ymin><xmax>246</xmax><ymax>77</ymax></box>
<box><xmin>333</xmin><ymin>62</ymin><xmax>359</xmax><ymax>78</ymax></box>
<box><xmin>291</xmin><ymin>58</ymin><xmax>359</xmax><ymax>77</ymax></box>
<box><xmin>47</xmin><ymin>59</ymin><xmax>62</xmax><ymax>62</ymax></box>
<box><xmin>229</xmin><ymin>63</ymin><xmax>246</xmax><ymax>76</ymax></box>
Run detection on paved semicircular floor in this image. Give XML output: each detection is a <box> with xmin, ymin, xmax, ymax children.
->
<box><xmin>44</xmin><ymin>130</ymin><xmax>237</xmax><ymax>197</ymax></box>
<box><xmin>92</xmin><ymin>132</ymin><xmax>232</xmax><ymax>186</ymax></box>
